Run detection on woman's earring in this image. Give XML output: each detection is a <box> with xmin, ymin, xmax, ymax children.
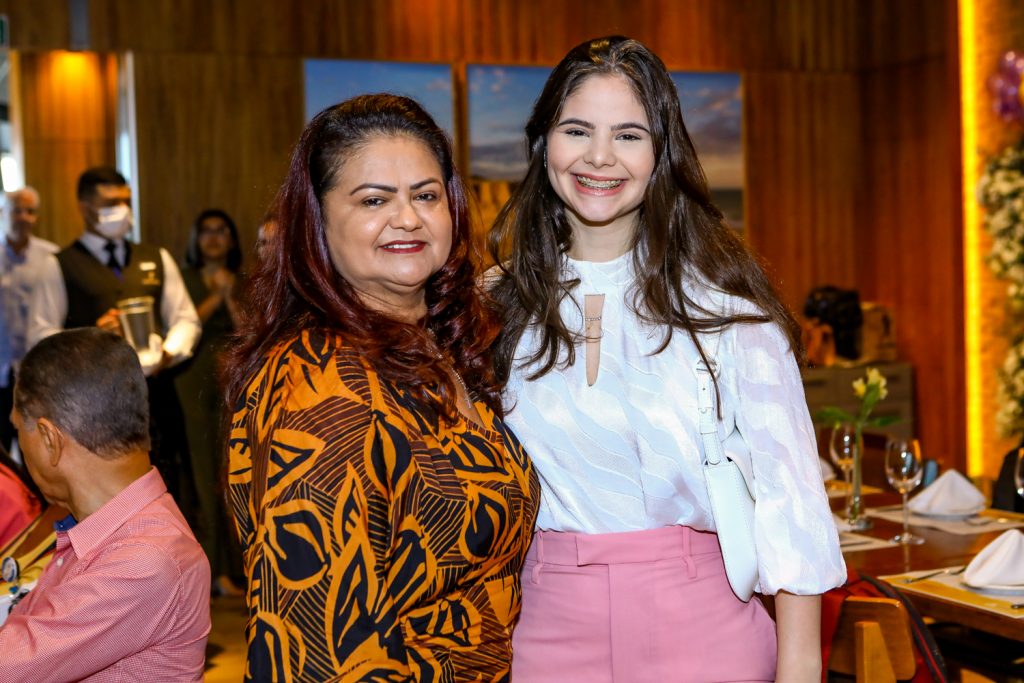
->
<box><xmin>543</xmin><ymin>149</ymin><xmax>548</xmax><ymax>168</ymax></box>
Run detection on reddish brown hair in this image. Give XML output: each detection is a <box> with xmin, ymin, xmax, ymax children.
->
<box><xmin>225</xmin><ymin>94</ymin><xmax>502</xmax><ymax>419</ymax></box>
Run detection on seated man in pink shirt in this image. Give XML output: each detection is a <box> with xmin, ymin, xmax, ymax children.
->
<box><xmin>0</xmin><ymin>328</ymin><xmax>210</xmax><ymax>682</ymax></box>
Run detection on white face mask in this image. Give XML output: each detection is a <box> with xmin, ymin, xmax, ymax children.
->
<box><xmin>95</xmin><ymin>205</ymin><xmax>133</xmax><ymax>240</ymax></box>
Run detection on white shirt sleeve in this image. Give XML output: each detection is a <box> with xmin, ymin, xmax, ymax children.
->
<box><xmin>730</xmin><ymin>320</ymin><xmax>847</xmax><ymax>595</ymax></box>
<box><xmin>158</xmin><ymin>248</ymin><xmax>201</xmax><ymax>366</ymax></box>
<box><xmin>26</xmin><ymin>254</ymin><xmax>68</xmax><ymax>349</ymax></box>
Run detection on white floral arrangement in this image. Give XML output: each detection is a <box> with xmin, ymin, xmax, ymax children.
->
<box><xmin>978</xmin><ymin>139</ymin><xmax>1024</xmax><ymax>437</ymax></box>
<box><xmin>998</xmin><ymin>343</ymin><xmax>1024</xmax><ymax>437</ymax></box>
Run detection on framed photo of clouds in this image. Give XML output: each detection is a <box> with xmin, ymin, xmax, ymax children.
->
<box><xmin>466</xmin><ymin>65</ymin><xmax>552</xmax><ymax>180</ymax></box>
<box><xmin>670</xmin><ymin>72</ymin><xmax>744</xmax><ymax>231</ymax></box>
<box><xmin>304</xmin><ymin>59</ymin><xmax>455</xmax><ymax>137</ymax></box>
<box><xmin>467</xmin><ymin>65</ymin><xmax>744</xmax><ymax>230</ymax></box>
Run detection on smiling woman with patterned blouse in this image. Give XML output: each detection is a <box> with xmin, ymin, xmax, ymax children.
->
<box><xmin>224</xmin><ymin>95</ymin><xmax>539</xmax><ymax>682</ymax></box>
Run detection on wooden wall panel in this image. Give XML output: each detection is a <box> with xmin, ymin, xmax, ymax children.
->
<box><xmin>14</xmin><ymin>51</ymin><xmax>118</xmax><ymax>247</ymax></box>
<box><xmin>0</xmin><ymin>0</ymin><xmax>932</xmax><ymax>69</ymax></box>
<box><xmin>0</xmin><ymin>0</ymin><xmax>70</xmax><ymax>50</ymax></box>
<box><xmin>88</xmin><ymin>0</ymin><xmax>461</xmax><ymax>59</ymax></box>
<box><xmin>131</xmin><ymin>54</ymin><xmax>304</xmax><ymax>263</ymax></box>
<box><xmin>861</xmin><ymin>0</ymin><xmax>949</xmax><ymax>69</ymax></box>
<box><xmin>860</xmin><ymin>57</ymin><xmax>965</xmax><ymax>472</ymax></box>
<box><xmin>744</xmin><ymin>71</ymin><xmax>863</xmax><ymax>305</ymax></box>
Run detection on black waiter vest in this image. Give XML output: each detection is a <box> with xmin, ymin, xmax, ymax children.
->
<box><xmin>56</xmin><ymin>241</ymin><xmax>165</xmax><ymax>329</ymax></box>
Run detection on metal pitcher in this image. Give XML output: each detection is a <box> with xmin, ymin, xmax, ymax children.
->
<box><xmin>116</xmin><ymin>296</ymin><xmax>158</xmax><ymax>353</ymax></box>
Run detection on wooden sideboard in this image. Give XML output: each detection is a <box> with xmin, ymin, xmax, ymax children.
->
<box><xmin>802</xmin><ymin>361</ymin><xmax>915</xmax><ymax>439</ymax></box>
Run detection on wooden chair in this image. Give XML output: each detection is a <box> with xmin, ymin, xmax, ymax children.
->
<box><xmin>828</xmin><ymin>596</ymin><xmax>916</xmax><ymax>683</ymax></box>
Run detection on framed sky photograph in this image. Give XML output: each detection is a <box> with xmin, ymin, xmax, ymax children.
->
<box><xmin>304</xmin><ymin>59</ymin><xmax>454</xmax><ymax>136</ymax></box>
<box><xmin>670</xmin><ymin>71</ymin><xmax>744</xmax><ymax>230</ymax></box>
<box><xmin>466</xmin><ymin>65</ymin><xmax>552</xmax><ymax>180</ymax></box>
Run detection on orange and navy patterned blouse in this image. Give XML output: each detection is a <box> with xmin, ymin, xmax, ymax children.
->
<box><xmin>228</xmin><ymin>330</ymin><xmax>539</xmax><ymax>682</ymax></box>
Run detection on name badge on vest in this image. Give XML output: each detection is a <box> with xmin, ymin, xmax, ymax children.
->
<box><xmin>139</xmin><ymin>261</ymin><xmax>160</xmax><ymax>286</ymax></box>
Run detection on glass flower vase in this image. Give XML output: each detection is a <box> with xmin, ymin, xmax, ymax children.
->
<box><xmin>846</xmin><ymin>430</ymin><xmax>872</xmax><ymax>530</ymax></box>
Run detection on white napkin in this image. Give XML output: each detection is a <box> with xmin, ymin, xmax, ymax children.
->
<box><xmin>819</xmin><ymin>457</ymin><xmax>836</xmax><ymax>482</ymax></box>
<box><xmin>964</xmin><ymin>529</ymin><xmax>1024</xmax><ymax>587</ymax></box>
<box><xmin>907</xmin><ymin>469</ymin><xmax>985</xmax><ymax>515</ymax></box>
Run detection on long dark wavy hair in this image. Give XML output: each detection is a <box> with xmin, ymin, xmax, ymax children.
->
<box><xmin>185</xmin><ymin>208</ymin><xmax>242</xmax><ymax>272</ymax></box>
<box><xmin>488</xmin><ymin>36</ymin><xmax>801</xmax><ymax>387</ymax></box>
<box><xmin>225</xmin><ymin>94</ymin><xmax>502</xmax><ymax>419</ymax></box>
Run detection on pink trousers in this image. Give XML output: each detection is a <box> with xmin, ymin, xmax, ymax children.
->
<box><xmin>511</xmin><ymin>526</ymin><xmax>778</xmax><ymax>683</ymax></box>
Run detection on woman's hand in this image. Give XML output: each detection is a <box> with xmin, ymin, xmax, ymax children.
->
<box><xmin>196</xmin><ymin>268</ymin><xmax>240</xmax><ymax>324</ymax></box>
<box><xmin>213</xmin><ymin>268</ymin><xmax>245</xmax><ymax>328</ymax></box>
<box><xmin>210</xmin><ymin>268</ymin><xmax>236</xmax><ymax>297</ymax></box>
<box><xmin>774</xmin><ymin>591</ymin><xmax>822</xmax><ymax>682</ymax></box>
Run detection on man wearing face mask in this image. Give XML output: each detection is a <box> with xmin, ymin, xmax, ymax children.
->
<box><xmin>0</xmin><ymin>187</ymin><xmax>58</xmax><ymax>452</ymax></box>
<box><xmin>27</xmin><ymin>166</ymin><xmax>201</xmax><ymax>503</ymax></box>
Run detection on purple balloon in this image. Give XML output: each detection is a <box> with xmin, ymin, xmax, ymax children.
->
<box><xmin>991</xmin><ymin>51</ymin><xmax>1024</xmax><ymax>122</ymax></box>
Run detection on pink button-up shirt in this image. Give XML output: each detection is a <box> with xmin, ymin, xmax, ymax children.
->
<box><xmin>0</xmin><ymin>468</ymin><xmax>211</xmax><ymax>682</ymax></box>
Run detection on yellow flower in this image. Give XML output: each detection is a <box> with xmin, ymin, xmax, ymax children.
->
<box><xmin>852</xmin><ymin>378</ymin><xmax>866</xmax><ymax>398</ymax></box>
<box><xmin>865</xmin><ymin>367</ymin><xmax>889</xmax><ymax>400</ymax></box>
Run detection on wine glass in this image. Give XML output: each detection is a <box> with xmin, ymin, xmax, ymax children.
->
<box><xmin>885</xmin><ymin>437</ymin><xmax>925</xmax><ymax>545</ymax></box>
<box><xmin>830</xmin><ymin>424</ymin><xmax>857</xmax><ymax>519</ymax></box>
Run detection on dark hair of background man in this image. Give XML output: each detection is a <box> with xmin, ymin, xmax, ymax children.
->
<box><xmin>76</xmin><ymin>166</ymin><xmax>129</xmax><ymax>201</ymax></box>
<box><xmin>14</xmin><ymin>328</ymin><xmax>151</xmax><ymax>459</ymax></box>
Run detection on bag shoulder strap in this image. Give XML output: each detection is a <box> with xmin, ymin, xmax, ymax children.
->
<box><xmin>696</xmin><ymin>288</ymin><xmax>728</xmax><ymax>466</ymax></box>
<box><xmin>696</xmin><ymin>359</ymin><xmax>723</xmax><ymax>466</ymax></box>
<box><xmin>860</xmin><ymin>573</ymin><xmax>949</xmax><ymax>682</ymax></box>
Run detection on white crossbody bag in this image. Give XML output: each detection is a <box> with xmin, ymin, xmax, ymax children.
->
<box><xmin>695</xmin><ymin>326</ymin><xmax>759</xmax><ymax>602</ymax></box>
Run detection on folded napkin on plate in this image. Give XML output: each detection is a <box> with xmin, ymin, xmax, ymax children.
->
<box><xmin>819</xmin><ymin>457</ymin><xmax>836</xmax><ymax>482</ymax></box>
<box><xmin>907</xmin><ymin>469</ymin><xmax>985</xmax><ymax>515</ymax></box>
<box><xmin>964</xmin><ymin>529</ymin><xmax>1024</xmax><ymax>587</ymax></box>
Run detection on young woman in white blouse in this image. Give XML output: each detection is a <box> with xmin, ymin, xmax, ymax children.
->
<box><xmin>488</xmin><ymin>36</ymin><xmax>846</xmax><ymax>682</ymax></box>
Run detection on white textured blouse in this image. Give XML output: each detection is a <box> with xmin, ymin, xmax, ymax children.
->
<box><xmin>503</xmin><ymin>253</ymin><xmax>847</xmax><ymax>595</ymax></box>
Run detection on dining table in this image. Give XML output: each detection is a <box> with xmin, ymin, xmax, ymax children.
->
<box><xmin>833</xmin><ymin>487</ymin><xmax>1024</xmax><ymax>643</ymax></box>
